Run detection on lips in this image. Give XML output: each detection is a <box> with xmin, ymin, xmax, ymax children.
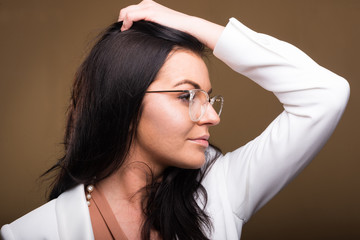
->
<box><xmin>188</xmin><ymin>135</ymin><xmax>210</xmax><ymax>148</ymax></box>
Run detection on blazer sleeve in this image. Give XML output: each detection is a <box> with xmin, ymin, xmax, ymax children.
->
<box><xmin>212</xmin><ymin>18</ymin><xmax>350</xmax><ymax>222</ymax></box>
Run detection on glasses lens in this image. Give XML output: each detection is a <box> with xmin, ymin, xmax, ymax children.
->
<box><xmin>189</xmin><ymin>90</ymin><xmax>208</xmax><ymax>121</ymax></box>
<box><xmin>211</xmin><ymin>96</ymin><xmax>223</xmax><ymax>117</ymax></box>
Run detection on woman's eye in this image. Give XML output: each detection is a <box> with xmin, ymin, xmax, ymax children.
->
<box><xmin>178</xmin><ymin>93</ymin><xmax>190</xmax><ymax>102</ymax></box>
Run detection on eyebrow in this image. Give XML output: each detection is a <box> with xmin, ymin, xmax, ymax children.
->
<box><xmin>174</xmin><ymin>79</ymin><xmax>200</xmax><ymax>89</ymax></box>
<box><xmin>173</xmin><ymin>79</ymin><xmax>212</xmax><ymax>94</ymax></box>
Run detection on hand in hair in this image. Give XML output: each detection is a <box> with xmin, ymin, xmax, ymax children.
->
<box><xmin>118</xmin><ymin>0</ymin><xmax>224</xmax><ymax>50</ymax></box>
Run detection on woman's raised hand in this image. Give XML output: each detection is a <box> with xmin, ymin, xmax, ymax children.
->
<box><xmin>119</xmin><ymin>0</ymin><xmax>189</xmax><ymax>32</ymax></box>
<box><xmin>118</xmin><ymin>0</ymin><xmax>224</xmax><ymax>50</ymax></box>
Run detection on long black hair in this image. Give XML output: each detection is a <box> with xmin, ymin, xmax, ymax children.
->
<box><xmin>44</xmin><ymin>20</ymin><xmax>220</xmax><ymax>240</ymax></box>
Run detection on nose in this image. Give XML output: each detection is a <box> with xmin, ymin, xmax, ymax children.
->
<box><xmin>197</xmin><ymin>103</ymin><xmax>221</xmax><ymax>126</ymax></box>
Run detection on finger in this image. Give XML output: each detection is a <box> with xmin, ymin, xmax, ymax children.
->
<box><xmin>118</xmin><ymin>4</ymin><xmax>140</xmax><ymax>22</ymax></box>
<box><xmin>120</xmin><ymin>7</ymin><xmax>157</xmax><ymax>31</ymax></box>
<box><xmin>121</xmin><ymin>15</ymin><xmax>134</xmax><ymax>31</ymax></box>
<box><xmin>118</xmin><ymin>0</ymin><xmax>154</xmax><ymax>21</ymax></box>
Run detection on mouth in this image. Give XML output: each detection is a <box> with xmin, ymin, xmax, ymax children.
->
<box><xmin>188</xmin><ymin>135</ymin><xmax>210</xmax><ymax>148</ymax></box>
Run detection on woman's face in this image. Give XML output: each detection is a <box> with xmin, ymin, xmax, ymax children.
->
<box><xmin>132</xmin><ymin>50</ymin><xmax>220</xmax><ymax>173</ymax></box>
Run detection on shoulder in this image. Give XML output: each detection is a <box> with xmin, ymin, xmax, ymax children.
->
<box><xmin>0</xmin><ymin>184</ymin><xmax>94</xmax><ymax>240</ymax></box>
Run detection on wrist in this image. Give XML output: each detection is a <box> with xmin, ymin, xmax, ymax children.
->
<box><xmin>184</xmin><ymin>16</ymin><xmax>225</xmax><ymax>50</ymax></box>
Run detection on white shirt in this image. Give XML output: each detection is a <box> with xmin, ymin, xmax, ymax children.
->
<box><xmin>0</xmin><ymin>18</ymin><xmax>349</xmax><ymax>240</ymax></box>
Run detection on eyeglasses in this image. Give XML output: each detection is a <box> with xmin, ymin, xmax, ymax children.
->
<box><xmin>145</xmin><ymin>89</ymin><xmax>223</xmax><ymax>122</ymax></box>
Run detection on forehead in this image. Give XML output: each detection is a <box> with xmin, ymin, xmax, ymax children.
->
<box><xmin>150</xmin><ymin>49</ymin><xmax>211</xmax><ymax>91</ymax></box>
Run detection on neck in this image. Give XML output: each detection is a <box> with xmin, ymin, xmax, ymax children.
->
<box><xmin>98</xmin><ymin>164</ymin><xmax>150</xmax><ymax>206</ymax></box>
<box><xmin>97</xmin><ymin>144</ymin><xmax>164</xmax><ymax>208</ymax></box>
<box><xmin>95</xmin><ymin>145</ymin><xmax>165</xmax><ymax>239</ymax></box>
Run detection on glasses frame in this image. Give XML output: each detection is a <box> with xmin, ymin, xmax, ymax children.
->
<box><xmin>145</xmin><ymin>89</ymin><xmax>223</xmax><ymax>122</ymax></box>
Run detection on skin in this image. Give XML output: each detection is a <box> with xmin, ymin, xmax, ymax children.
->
<box><xmin>98</xmin><ymin>1</ymin><xmax>225</xmax><ymax>239</ymax></box>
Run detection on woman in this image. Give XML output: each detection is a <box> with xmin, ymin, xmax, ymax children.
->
<box><xmin>0</xmin><ymin>0</ymin><xmax>349</xmax><ymax>239</ymax></box>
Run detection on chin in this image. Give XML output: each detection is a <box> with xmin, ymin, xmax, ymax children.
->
<box><xmin>182</xmin><ymin>153</ymin><xmax>206</xmax><ymax>169</ymax></box>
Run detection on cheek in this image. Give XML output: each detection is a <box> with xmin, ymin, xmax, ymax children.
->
<box><xmin>138</xmin><ymin>100</ymin><xmax>190</xmax><ymax>149</ymax></box>
<box><xmin>136</xmin><ymin>98</ymin><xmax>206</xmax><ymax>169</ymax></box>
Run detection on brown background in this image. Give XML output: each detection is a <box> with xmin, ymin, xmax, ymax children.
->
<box><xmin>0</xmin><ymin>0</ymin><xmax>359</xmax><ymax>239</ymax></box>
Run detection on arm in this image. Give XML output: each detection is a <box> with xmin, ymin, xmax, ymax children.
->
<box><xmin>214</xmin><ymin>18</ymin><xmax>350</xmax><ymax>221</ymax></box>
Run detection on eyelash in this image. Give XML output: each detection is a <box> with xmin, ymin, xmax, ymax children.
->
<box><xmin>178</xmin><ymin>93</ymin><xmax>190</xmax><ymax>102</ymax></box>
